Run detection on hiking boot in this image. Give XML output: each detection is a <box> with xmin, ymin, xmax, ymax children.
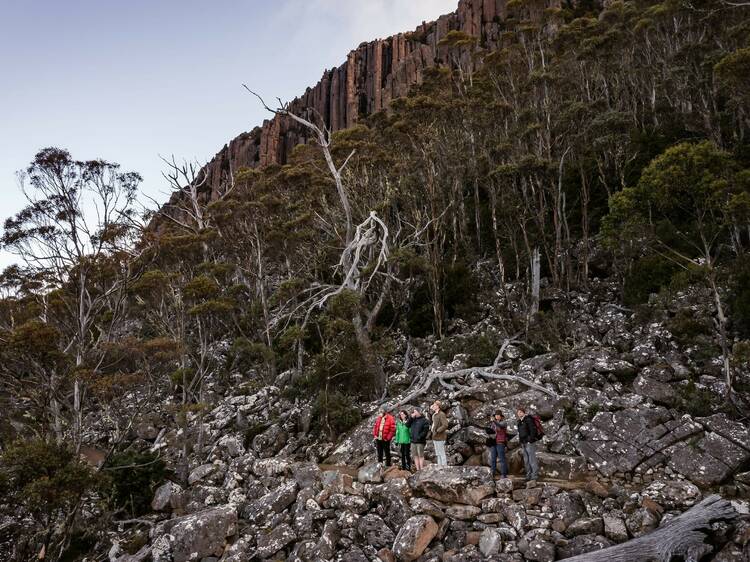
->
<box><xmin>526</xmin><ymin>479</ymin><xmax>537</xmax><ymax>489</ymax></box>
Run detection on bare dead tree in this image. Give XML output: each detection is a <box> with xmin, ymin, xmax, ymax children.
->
<box><xmin>394</xmin><ymin>331</ymin><xmax>556</xmax><ymax>407</ymax></box>
<box><xmin>244</xmin><ymin>86</ymin><xmax>397</xmax><ymax>396</ymax></box>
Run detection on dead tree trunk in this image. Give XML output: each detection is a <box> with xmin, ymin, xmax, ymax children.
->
<box><xmin>528</xmin><ymin>247</ymin><xmax>541</xmax><ymax>332</ymax></box>
<box><xmin>562</xmin><ymin>494</ymin><xmax>737</xmax><ymax>562</ymax></box>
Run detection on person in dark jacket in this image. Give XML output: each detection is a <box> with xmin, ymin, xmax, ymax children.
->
<box><xmin>409</xmin><ymin>408</ymin><xmax>429</xmax><ymax>471</ymax></box>
<box><xmin>485</xmin><ymin>411</ymin><xmax>508</xmax><ymax>479</ymax></box>
<box><xmin>516</xmin><ymin>407</ymin><xmax>539</xmax><ymax>482</ymax></box>
<box><xmin>372</xmin><ymin>407</ymin><xmax>396</xmax><ymax>466</ymax></box>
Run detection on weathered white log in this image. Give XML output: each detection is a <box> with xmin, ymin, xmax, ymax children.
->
<box><xmin>395</xmin><ymin>365</ymin><xmax>557</xmax><ymax>407</ymax></box>
<box><xmin>562</xmin><ymin>494</ymin><xmax>738</xmax><ymax>562</ymax></box>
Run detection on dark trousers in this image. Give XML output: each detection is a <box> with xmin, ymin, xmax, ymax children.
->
<box><xmin>490</xmin><ymin>443</ymin><xmax>508</xmax><ymax>477</ymax></box>
<box><xmin>399</xmin><ymin>443</ymin><xmax>411</xmax><ymax>470</ymax></box>
<box><xmin>376</xmin><ymin>439</ymin><xmax>392</xmax><ymax>466</ymax></box>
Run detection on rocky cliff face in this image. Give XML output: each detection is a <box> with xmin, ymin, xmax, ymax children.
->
<box><xmin>199</xmin><ymin>0</ymin><xmax>561</xmax><ymax>199</ymax></box>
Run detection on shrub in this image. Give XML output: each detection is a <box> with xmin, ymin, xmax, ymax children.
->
<box><xmin>678</xmin><ymin>380</ymin><xmax>715</xmax><ymax>418</ymax></box>
<box><xmin>312</xmin><ymin>391</ymin><xmax>362</xmax><ymax>440</ymax></box>
<box><xmin>0</xmin><ymin>439</ymin><xmax>98</xmax><ymax>521</ymax></box>
<box><xmin>729</xmin><ymin>258</ymin><xmax>750</xmax><ymax>338</ymax></box>
<box><xmin>226</xmin><ymin>337</ymin><xmax>275</xmax><ymax>379</ymax></box>
<box><xmin>623</xmin><ymin>254</ymin><xmax>678</xmax><ymax>305</ymax></box>
<box><xmin>101</xmin><ymin>450</ymin><xmax>166</xmax><ymax>517</ymax></box>
<box><xmin>527</xmin><ymin>308</ymin><xmax>568</xmax><ymax>353</ymax></box>
<box><xmin>668</xmin><ymin>308</ymin><xmax>711</xmax><ymax>344</ymax></box>
<box><xmin>444</xmin><ymin>260</ymin><xmax>480</xmax><ymax>322</ymax></box>
<box><xmin>586</xmin><ymin>403</ymin><xmax>601</xmax><ymax>419</ymax></box>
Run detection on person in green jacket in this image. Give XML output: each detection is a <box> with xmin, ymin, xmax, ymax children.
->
<box><xmin>395</xmin><ymin>410</ymin><xmax>412</xmax><ymax>471</ymax></box>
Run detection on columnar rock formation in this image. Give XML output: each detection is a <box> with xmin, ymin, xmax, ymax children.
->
<box><xmin>199</xmin><ymin>0</ymin><xmax>561</xmax><ymax>199</ymax></box>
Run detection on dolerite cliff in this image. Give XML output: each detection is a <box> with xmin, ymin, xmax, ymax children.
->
<box><xmin>197</xmin><ymin>0</ymin><xmax>560</xmax><ymax>199</ymax></box>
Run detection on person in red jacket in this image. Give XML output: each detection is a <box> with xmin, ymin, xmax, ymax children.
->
<box><xmin>372</xmin><ymin>406</ymin><xmax>396</xmax><ymax>466</ymax></box>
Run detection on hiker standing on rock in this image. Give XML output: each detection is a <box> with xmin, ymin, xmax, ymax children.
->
<box><xmin>395</xmin><ymin>410</ymin><xmax>412</xmax><ymax>471</ymax></box>
<box><xmin>516</xmin><ymin>407</ymin><xmax>540</xmax><ymax>483</ymax></box>
<box><xmin>372</xmin><ymin>407</ymin><xmax>396</xmax><ymax>467</ymax></box>
<box><xmin>430</xmin><ymin>401</ymin><xmax>449</xmax><ymax>466</ymax></box>
<box><xmin>486</xmin><ymin>410</ymin><xmax>509</xmax><ymax>479</ymax></box>
<box><xmin>409</xmin><ymin>408</ymin><xmax>429</xmax><ymax>471</ymax></box>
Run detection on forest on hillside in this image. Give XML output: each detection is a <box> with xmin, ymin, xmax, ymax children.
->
<box><xmin>1</xmin><ymin>0</ymin><xmax>750</xmax><ymax>559</ymax></box>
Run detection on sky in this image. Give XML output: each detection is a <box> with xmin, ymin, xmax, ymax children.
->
<box><xmin>0</xmin><ymin>0</ymin><xmax>458</xmax><ymax>268</ymax></box>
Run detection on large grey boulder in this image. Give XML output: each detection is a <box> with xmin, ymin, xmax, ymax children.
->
<box><xmin>151</xmin><ymin>481</ymin><xmax>182</xmax><ymax>512</ymax></box>
<box><xmin>557</xmin><ymin>534</ymin><xmax>612</xmax><ymax>559</ymax></box>
<box><xmin>407</xmin><ymin>465</ymin><xmax>494</xmax><ymax>506</ymax></box>
<box><xmin>358</xmin><ymin>462</ymin><xmax>385</xmax><ymax>484</ymax></box>
<box><xmin>550</xmin><ymin>492</ymin><xmax>587</xmax><ymax>528</ymax></box>
<box><xmin>664</xmin><ymin>414</ymin><xmax>750</xmax><ymax>488</ymax></box>
<box><xmin>242</xmin><ymin>480</ymin><xmax>298</xmax><ymax>523</ymax></box>
<box><xmin>576</xmin><ymin>408</ymin><xmax>702</xmax><ymax>476</ymax></box>
<box><xmin>151</xmin><ymin>506</ymin><xmax>236</xmax><ymax>562</ymax></box>
<box><xmin>478</xmin><ymin>528</ymin><xmax>503</xmax><ymax>556</ymax></box>
<box><xmin>357</xmin><ymin>513</ymin><xmax>395</xmax><ymax>549</ymax></box>
<box><xmin>188</xmin><ymin>463</ymin><xmax>218</xmax><ymax>485</ymax></box>
<box><xmin>255</xmin><ymin>523</ymin><xmax>296</xmax><ymax>559</ymax></box>
<box><xmin>642</xmin><ymin>480</ymin><xmax>701</xmax><ymax>510</ymax></box>
<box><xmin>252</xmin><ymin>424</ymin><xmax>288</xmax><ymax>458</ymax></box>
<box><xmin>603</xmin><ymin>511</ymin><xmax>629</xmax><ymax>542</ymax></box>
<box><xmin>392</xmin><ymin>515</ymin><xmax>438</xmax><ymax>561</ymax></box>
<box><xmin>633</xmin><ymin>372</ymin><xmax>677</xmax><ymax>406</ymax></box>
<box><xmin>536</xmin><ymin>452</ymin><xmax>587</xmax><ymax>480</ymax></box>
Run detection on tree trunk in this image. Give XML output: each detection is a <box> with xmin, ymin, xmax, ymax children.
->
<box><xmin>352</xmin><ymin>313</ymin><xmax>386</xmax><ymax>398</ymax></box>
<box><xmin>530</xmin><ymin>247</ymin><xmax>541</xmax><ymax>318</ymax></box>
<box><xmin>562</xmin><ymin>494</ymin><xmax>737</xmax><ymax>562</ymax></box>
<box><xmin>708</xmin><ymin>269</ymin><xmax>734</xmax><ymax>402</ymax></box>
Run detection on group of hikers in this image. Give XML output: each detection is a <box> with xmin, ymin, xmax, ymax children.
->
<box><xmin>372</xmin><ymin>401</ymin><xmax>542</xmax><ymax>483</ymax></box>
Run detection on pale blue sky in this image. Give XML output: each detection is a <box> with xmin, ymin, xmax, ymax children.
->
<box><xmin>0</xmin><ymin>0</ymin><xmax>458</xmax><ymax>268</ymax></box>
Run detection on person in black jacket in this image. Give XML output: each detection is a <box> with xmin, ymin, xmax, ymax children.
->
<box><xmin>409</xmin><ymin>408</ymin><xmax>429</xmax><ymax>471</ymax></box>
<box><xmin>516</xmin><ymin>407</ymin><xmax>539</xmax><ymax>482</ymax></box>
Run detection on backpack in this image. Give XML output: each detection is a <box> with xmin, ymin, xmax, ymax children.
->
<box><xmin>531</xmin><ymin>415</ymin><xmax>545</xmax><ymax>440</ymax></box>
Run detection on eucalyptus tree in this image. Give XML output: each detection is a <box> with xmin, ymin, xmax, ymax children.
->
<box><xmin>604</xmin><ymin>141</ymin><xmax>750</xmax><ymax>404</ymax></box>
<box><xmin>2</xmin><ymin>148</ymin><xmax>144</xmax><ymax>449</ymax></box>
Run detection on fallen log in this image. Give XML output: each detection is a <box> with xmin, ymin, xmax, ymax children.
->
<box><xmin>562</xmin><ymin>494</ymin><xmax>738</xmax><ymax>562</ymax></box>
<box><xmin>394</xmin><ymin>366</ymin><xmax>558</xmax><ymax>407</ymax></box>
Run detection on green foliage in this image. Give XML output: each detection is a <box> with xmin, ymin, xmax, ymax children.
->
<box><xmin>678</xmin><ymin>380</ymin><xmax>715</xmax><ymax>418</ymax></box>
<box><xmin>0</xmin><ymin>439</ymin><xmax>98</xmax><ymax>520</ymax></box>
<box><xmin>443</xmin><ymin>261</ymin><xmax>481</xmax><ymax>322</ymax></box>
<box><xmin>729</xmin><ymin>258</ymin><xmax>750</xmax><ymax>338</ymax></box>
<box><xmin>527</xmin><ymin>308</ymin><xmax>568</xmax><ymax>353</ymax></box>
<box><xmin>715</xmin><ymin>47</ymin><xmax>750</xmax><ymax>105</ymax></box>
<box><xmin>227</xmin><ymin>338</ymin><xmax>275</xmax><ymax>375</ymax></box>
<box><xmin>668</xmin><ymin>308</ymin><xmax>711</xmax><ymax>345</ymax></box>
<box><xmin>169</xmin><ymin>367</ymin><xmax>195</xmax><ymax>389</ymax></box>
<box><xmin>623</xmin><ymin>255</ymin><xmax>679</xmax><ymax>305</ymax></box>
<box><xmin>586</xmin><ymin>403</ymin><xmax>601</xmax><ymax>420</ymax></box>
<box><xmin>101</xmin><ymin>450</ymin><xmax>166</xmax><ymax>517</ymax></box>
<box><xmin>312</xmin><ymin>391</ymin><xmax>362</xmax><ymax>439</ymax></box>
<box><xmin>326</xmin><ymin>290</ymin><xmax>362</xmax><ymax>319</ymax></box>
